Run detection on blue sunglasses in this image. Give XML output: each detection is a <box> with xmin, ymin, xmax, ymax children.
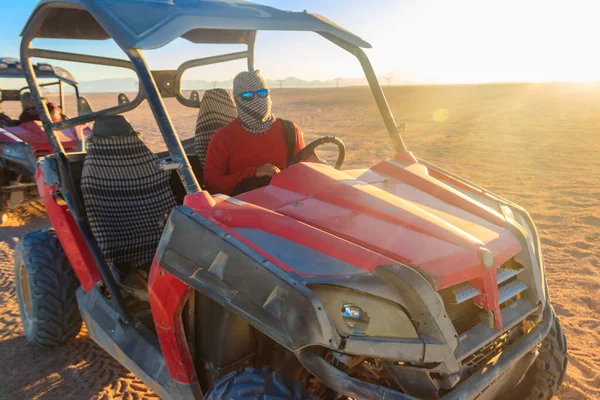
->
<box><xmin>240</xmin><ymin>89</ymin><xmax>269</xmax><ymax>101</ymax></box>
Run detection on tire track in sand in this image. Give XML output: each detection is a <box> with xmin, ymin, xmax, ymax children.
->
<box><xmin>0</xmin><ymin>206</ymin><xmax>155</xmax><ymax>400</ymax></box>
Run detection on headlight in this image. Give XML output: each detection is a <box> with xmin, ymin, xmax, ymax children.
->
<box><xmin>311</xmin><ymin>285</ymin><xmax>418</xmax><ymax>339</ymax></box>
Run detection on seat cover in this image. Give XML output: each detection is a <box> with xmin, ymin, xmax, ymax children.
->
<box><xmin>194</xmin><ymin>89</ymin><xmax>237</xmax><ymax>168</ymax></box>
<box><xmin>81</xmin><ymin>115</ymin><xmax>176</xmax><ymax>268</ymax></box>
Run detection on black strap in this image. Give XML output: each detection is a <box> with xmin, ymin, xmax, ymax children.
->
<box><xmin>281</xmin><ymin>119</ymin><xmax>297</xmax><ymax>167</ymax></box>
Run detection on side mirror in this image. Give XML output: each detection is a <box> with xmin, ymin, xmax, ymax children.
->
<box><xmin>77</xmin><ymin>96</ymin><xmax>94</xmax><ymax>116</ymax></box>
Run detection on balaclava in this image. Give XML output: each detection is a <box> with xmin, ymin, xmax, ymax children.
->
<box><xmin>20</xmin><ymin>92</ymin><xmax>36</xmax><ymax>111</ymax></box>
<box><xmin>233</xmin><ymin>70</ymin><xmax>275</xmax><ymax>135</ymax></box>
<box><xmin>20</xmin><ymin>92</ymin><xmax>48</xmax><ymax>112</ymax></box>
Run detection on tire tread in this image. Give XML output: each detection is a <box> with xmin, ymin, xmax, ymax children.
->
<box><xmin>15</xmin><ymin>229</ymin><xmax>82</xmax><ymax>347</ymax></box>
<box><xmin>205</xmin><ymin>367</ymin><xmax>314</xmax><ymax>400</ymax></box>
<box><xmin>523</xmin><ymin>312</ymin><xmax>568</xmax><ymax>400</ymax></box>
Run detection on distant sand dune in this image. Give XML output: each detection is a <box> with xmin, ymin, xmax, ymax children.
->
<box><xmin>1</xmin><ymin>83</ymin><xmax>599</xmax><ymax>399</ymax></box>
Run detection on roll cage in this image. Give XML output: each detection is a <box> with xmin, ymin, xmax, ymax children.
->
<box><xmin>20</xmin><ymin>0</ymin><xmax>409</xmax><ymax>324</ymax></box>
<box><xmin>0</xmin><ymin>57</ymin><xmax>79</xmax><ymax>111</ymax></box>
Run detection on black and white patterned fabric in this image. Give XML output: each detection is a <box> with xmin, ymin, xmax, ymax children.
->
<box><xmin>81</xmin><ymin>115</ymin><xmax>176</xmax><ymax>269</ymax></box>
<box><xmin>194</xmin><ymin>89</ymin><xmax>237</xmax><ymax>167</ymax></box>
<box><xmin>233</xmin><ymin>70</ymin><xmax>275</xmax><ymax>135</ymax></box>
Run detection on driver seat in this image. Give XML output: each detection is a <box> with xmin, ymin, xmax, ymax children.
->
<box><xmin>194</xmin><ymin>89</ymin><xmax>237</xmax><ymax>168</ymax></box>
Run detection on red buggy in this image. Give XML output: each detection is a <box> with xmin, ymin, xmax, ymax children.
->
<box><xmin>15</xmin><ymin>1</ymin><xmax>566</xmax><ymax>399</ymax></box>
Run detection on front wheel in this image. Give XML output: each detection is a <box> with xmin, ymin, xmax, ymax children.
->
<box><xmin>511</xmin><ymin>308</ymin><xmax>568</xmax><ymax>399</ymax></box>
<box><xmin>205</xmin><ymin>367</ymin><xmax>315</xmax><ymax>400</ymax></box>
<box><xmin>14</xmin><ymin>229</ymin><xmax>82</xmax><ymax>347</ymax></box>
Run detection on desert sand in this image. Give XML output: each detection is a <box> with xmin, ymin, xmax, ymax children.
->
<box><xmin>0</xmin><ymin>83</ymin><xmax>598</xmax><ymax>399</ymax></box>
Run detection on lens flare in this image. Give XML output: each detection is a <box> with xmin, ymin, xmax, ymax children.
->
<box><xmin>433</xmin><ymin>108</ymin><xmax>449</xmax><ymax>122</ymax></box>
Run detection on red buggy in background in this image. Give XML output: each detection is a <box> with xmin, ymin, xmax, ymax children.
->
<box><xmin>0</xmin><ymin>57</ymin><xmax>90</xmax><ymax>222</ymax></box>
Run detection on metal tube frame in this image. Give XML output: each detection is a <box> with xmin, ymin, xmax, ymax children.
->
<box><xmin>20</xmin><ymin>11</ymin><xmax>134</xmax><ymax>324</ymax></box>
<box><xmin>28</xmin><ymin>48</ymin><xmax>146</xmax><ymax>131</ymax></box>
<box><xmin>174</xmin><ymin>50</ymin><xmax>251</xmax><ymax>108</ymax></box>
<box><xmin>19</xmin><ymin>3</ymin><xmax>409</xmax><ymax>328</ymax></box>
<box><xmin>18</xmin><ymin>80</ymin><xmax>77</xmax><ymax>111</ymax></box>
<box><xmin>320</xmin><ymin>32</ymin><xmax>408</xmax><ymax>154</ymax></box>
<box><xmin>58</xmin><ymin>80</ymin><xmax>64</xmax><ymax>109</ymax></box>
<box><xmin>125</xmin><ymin>48</ymin><xmax>200</xmax><ymax>194</ymax></box>
<box><xmin>174</xmin><ymin>32</ymin><xmax>256</xmax><ymax>108</ymax></box>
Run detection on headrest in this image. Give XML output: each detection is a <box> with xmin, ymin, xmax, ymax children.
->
<box><xmin>93</xmin><ymin>115</ymin><xmax>135</xmax><ymax>138</ymax></box>
<box><xmin>198</xmin><ymin>89</ymin><xmax>237</xmax><ymax>118</ymax></box>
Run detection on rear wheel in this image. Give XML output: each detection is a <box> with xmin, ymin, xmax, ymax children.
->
<box><xmin>205</xmin><ymin>367</ymin><xmax>315</xmax><ymax>400</ymax></box>
<box><xmin>14</xmin><ymin>229</ymin><xmax>82</xmax><ymax>347</ymax></box>
<box><xmin>511</xmin><ymin>309</ymin><xmax>568</xmax><ymax>399</ymax></box>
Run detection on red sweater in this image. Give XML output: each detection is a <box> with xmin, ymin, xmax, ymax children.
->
<box><xmin>204</xmin><ymin>119</ymin><xmax>305</xmax><ymax>195</ymax></box>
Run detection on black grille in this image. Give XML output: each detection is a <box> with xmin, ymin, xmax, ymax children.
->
<box><xmin>462</xmin><ymin>329</ymin><xmax>514</xmax><ymax>375</ymax></box>
<box><xmin>438</xmin><ymin>259</ymin><xmax>527</xmax><ymax>335</ymax></box>
<box><xmin>439</xmin><ymin>287</ymin><xmax>482</xmax><ymax>335</ymax></box>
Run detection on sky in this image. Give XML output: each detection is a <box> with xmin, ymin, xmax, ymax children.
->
<box><xmin>2</xmin><ymin>0</ymin><xmax>600</xmax><ymax>84</ymax></box>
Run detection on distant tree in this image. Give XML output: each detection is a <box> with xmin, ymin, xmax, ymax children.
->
<box><xmin>212</xmin><ymin>80</ymin><xmax>218</xmax><ymax>88</ymax></box>
<box><xmin>334</xmin><ymin>78</ymin><xmax>341</xmax><ymax>88</ymax></box>
<box><xmin>277</xmin><ymin>80</ymin><xmax>284</xmax><ymax>89</ymax></box>
<box><xmin>384</xmin><ymin>76</ymin><xmax>393</xmax><ymax>86</ymax></box>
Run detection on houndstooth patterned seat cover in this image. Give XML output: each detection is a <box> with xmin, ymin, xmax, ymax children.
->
<box><xmin>81</xmin><ymin>116</ymin><xmax>176</xmax><ymax>269</ymax></box>
<box><xmin>194</xmin><ymin>89</ymin><xmax>237</xmax><ymax>168</ymax></box>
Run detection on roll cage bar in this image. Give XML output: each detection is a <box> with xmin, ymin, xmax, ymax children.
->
<box><xmin>0</xmin><ymin>58</ymin><xmax>79</xmax><ymax>111</ymax></box>
<box><xmin>20</xmin><ymin>0</ymin><xmax>409</xmax><ymax>324</ymax></box>
<box><xmin>0</xmin><ymin>82</ymin><xmax>79</xmax><ymax>111</ymax></box>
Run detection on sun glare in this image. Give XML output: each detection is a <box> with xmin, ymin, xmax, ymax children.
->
<box><xmin>371</xmin><ymin>0</ymin><xmax>600</xmax><ymax>84</ymax></box>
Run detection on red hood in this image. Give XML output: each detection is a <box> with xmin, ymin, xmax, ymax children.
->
<box><xmin>235</xmin><ymin>155</ymin><xmax>521</xmax><ymax>291</ymax></box>
<box><xmin>0</xmin><ymin>121</ymin><xmax>90</xmax><ymax>154</ymax></box>
<box><xmin>186</xmin><ymin>153</ymin><xmax>523</xmax><ymax>330</ymax></box>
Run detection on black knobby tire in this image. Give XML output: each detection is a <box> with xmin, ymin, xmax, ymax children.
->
<box><xmin>14</xmin><ymin>229</ymin><xmax>82</xmax><ymax>347</ymax></box>
<box><xmin>205</xmin><ymin>367</ymin><xmax>315</xmax><ymax>400</ymax></box>
<box><xmin>516</xmin><ymin>310</ymin><xmax>568</xmax><ymax>400</ymax></box>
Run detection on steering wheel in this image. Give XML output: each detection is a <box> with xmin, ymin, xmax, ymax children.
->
<box><xmin>290</xmin><ymin>136</ymin><xmax>346</xmax><ymax>170</ymax></box>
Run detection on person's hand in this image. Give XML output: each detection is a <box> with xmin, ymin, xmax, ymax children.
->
<box><xmin>255</xmin><ymin>163</ymin><xmax>280</xmax><ymax>178</ymax></box>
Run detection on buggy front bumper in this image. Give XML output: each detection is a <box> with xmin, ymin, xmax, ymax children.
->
<box><xmin>296</xmin><ymin>303</ymin><xmax>553</xmax><ymax>400</ymax></box>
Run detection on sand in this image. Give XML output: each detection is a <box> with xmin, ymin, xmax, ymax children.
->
<box><xmin>1</xmin><ymin>83</ymin><xmax>598</xmax><ymax>399</ymax></box>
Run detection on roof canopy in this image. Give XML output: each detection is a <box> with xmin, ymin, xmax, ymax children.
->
<box><xmin>23</xmin><ymin>0</ymin><xmax>371</xmax><ymax>50</ymax></box>
<box><xmin>0</xmin><ymin>57</ymin><xmax>77</xmax><ymax>85</ymax></box>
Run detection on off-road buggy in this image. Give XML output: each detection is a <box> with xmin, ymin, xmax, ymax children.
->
<box><xmin>0</xmin><ymin>57</ymin><xmax>91</xmax><ymax>222</ymax></box>
<box><xmin>15</xmin><ymin>1</ymin><xmax>567</xmax><ymax>399</ymax></box>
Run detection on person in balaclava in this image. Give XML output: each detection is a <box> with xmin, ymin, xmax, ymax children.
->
<box><xmin>18</xmin><ymin>92</ymin><xmax>65</xmax><ymax>124</ymax></box>
<box><xmin>18</xmin><ymin>92</ymin><xmax>40</xmax><ymax>124</ymax></box>
<box><xmin>203</xmin><ymin>70</ymin><xmax>306</xmax><ymax>195</ymax></box>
